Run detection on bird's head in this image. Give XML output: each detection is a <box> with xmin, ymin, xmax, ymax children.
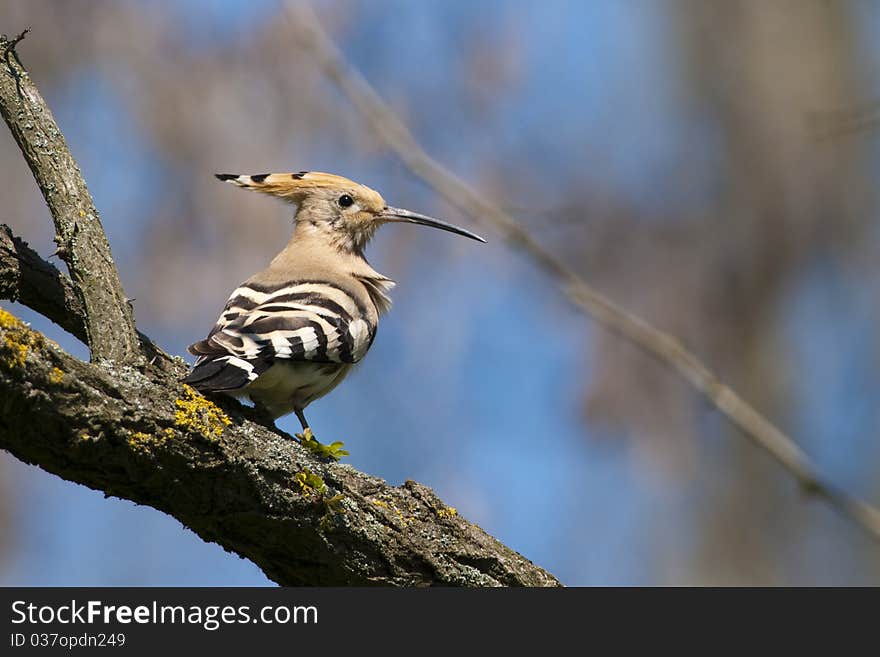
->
<box><xmin>215</xmin><ymin>171</ymin><xmax>485</xmax><ymax>254</ymax></box>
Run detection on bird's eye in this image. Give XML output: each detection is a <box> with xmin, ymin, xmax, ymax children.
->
<box><xmin>338</xmin><ymin>194</ymin><xmax>354</xmax><ymax>208</ymax></box>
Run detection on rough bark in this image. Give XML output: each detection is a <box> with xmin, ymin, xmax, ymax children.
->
<box><xmin>0</xmin><ymin>223</ymin><xmax>183</xmax><ymax>377</ymax></box>
<box><xmin>0</xmin><ymin>223</ymin><xmax>87</xmax><ymax>343</ymax></box>
<box><xmin>0</xmin><ymin>311</ymin><xmax>558</xmax><ymax>586</ymax></box>
<box><xmin>0</xmin><ymin>33</ymin><xmax>560</xmax><ymax>586</ymax></box>
<box><xmin>0</xmin><ymin>31</ymin><xmax>141</xmax><ymax>363</ymax></box>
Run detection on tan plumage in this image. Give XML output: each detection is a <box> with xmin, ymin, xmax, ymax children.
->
<box><xmin>185</xmin><ymin>171</ymin><xmax>485</xmax><ymax>433</ymax></box>
<box><xmin>217</xmin><ymin>171</ymin><xmax>384</xmax><ymax>207</ymax></box>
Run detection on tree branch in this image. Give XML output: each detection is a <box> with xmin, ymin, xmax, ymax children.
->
<box><xmin>0</xmin><ymin>31</ymin><xmax>559</xmax><ymax>587</ymax></box>
<box><xmin>0</xmin><ymin>223</ymin><xmax>87</xmax><ymax>343</ymax></box>
<box><xmin>0</xmin><ymin>309</ymin><xmax>558</xmax><ymax>586</ymax></box>
<box><xmin>0</xmin><ymin>31</ymin><xmax>141</xmax><ymax>363</ymax></box>
<box><xmin>287</xmin><ymin>2</ymin><xmax>880</xmax><ymax>543</ymax></box>
<box><xmin>0</xmin><ymin>223</ymin><xmax>182</xmax><ymax>376</ymax></box>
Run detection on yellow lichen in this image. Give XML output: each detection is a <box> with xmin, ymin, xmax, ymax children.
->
<box><xmin>128</xmin><ymin>428</ymin><xmax>177</xmax><ymax>454</ymax></box>
<box><xmin>0</xmin><ymin>307</ymin><xmax>21</xmax><ymax>331</ymax></box>
<box><xmin>294</xmin><ymin>469</ymin><xmax>327</xmax><ymax>497</ymax></box>
<box><xmin>173</xmin><ymin>384</ymin><xmax>231</xmax><ymax>441</ymax></box>
<box><xmin>4</xmin><ymin>341</ymin><xmax>27</xmax><ymax>368</ymax></box>
<box><xmin>48</xmin><ymin>367</ymin><xmax>64</xmax><ymax>384</ymax></box>
<box><xmin>128</xmin><ymin>431</ymin><xmax>159</xmax><ymax>453</ymax></box>
<box><xmin>0</xmin><ymin>306</ymin><xmax>44</xmax><ymax>370</ymax></box>
<box><xmin>372</xmin><ymin>497</ymin><xmax>415</xmax><ymax>526</ymax></box>
<box><xmin>437</xmin><ymin>506</ymin><xmax>458</xmax><ymax>519</ymax></box>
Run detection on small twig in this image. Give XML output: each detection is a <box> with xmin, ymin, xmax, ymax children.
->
<box><xmin>1</xmin><ymin>30</ymin><xmax>30</xmax><ymax>67</ymax></box>
<box><xmin>1</xmin><ymin>28</ymin><xmax>30</xmax><ymax>98</ymax></box>
<box><xmin>0</xmin><ymin>28</ymin><xmax>30</xmax><ymax>49</ymax></box>
<box><xmin>287</xmin><ymin>2</ymin><xmax>880</xmax><ymax>544</ymax></box>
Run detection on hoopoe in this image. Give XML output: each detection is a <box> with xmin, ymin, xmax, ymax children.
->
<box><xmin>184</xmin><ymin>171</ymin><xmax>484</xmax><ymax>436</ymax></box>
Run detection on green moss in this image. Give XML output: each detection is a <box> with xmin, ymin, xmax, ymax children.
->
<box><xmin>323</xmin><ymin>493</ymin><xmax>345</xmax><ymax>512</ymax></box>
<box><xmin>318</xmin><ymin>493</ymin><xmax>346</xmax><ymax>531</ymax></box>
<box><xmin>173</xmin><ymin>384</ymin><xmax>231</xmax><ymax>441</ymax></box>
<box><xmin>296</xmin><ymin>427</ymin><xmax>349</xmax><ymax>461</ymax></box>
<box><xmin>292</xmin><ymin>468</ymin><xmax>346</xmax><ymax>531</ymax></box>
<box><xmin>294</xmin><ymin>468</ymin><xmax>327</xmax><ymax>497</ymax></box>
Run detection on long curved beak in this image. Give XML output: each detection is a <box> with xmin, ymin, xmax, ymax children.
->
<box><xmin>380</xmin><ymin>206</ymin><xmax>486</xmax><ymax>243</ymax></box>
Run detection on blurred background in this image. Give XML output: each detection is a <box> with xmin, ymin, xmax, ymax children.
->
<box><xmin>1</xmin><ymin>0</ymin><xmax>879</xmax><ymax>585</ymax></box>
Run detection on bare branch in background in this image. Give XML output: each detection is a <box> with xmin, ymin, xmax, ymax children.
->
<box><xmin>0</xmin><ymin>32</ymin><xmax>141</xmax><ymax>363</ymax></box>
<box><xmin>807</xmin><ymin>102</ymin><xmax>880</xmax><ymax>140</ymax></box>
<box><xmin>287</xmin><ymin>2</ymin><xmax>880</xmax><ymax>543</ymax></box>
<box><xmin>0</xmin><ymin>31</ymin><xmax>559</xmax><ymax>587</ymax></box>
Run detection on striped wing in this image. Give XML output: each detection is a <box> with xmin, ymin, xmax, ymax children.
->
<box><xmin>184</xmin><ymin>281</ymin><xmax>375</xmax><ymax>392</ymax></box>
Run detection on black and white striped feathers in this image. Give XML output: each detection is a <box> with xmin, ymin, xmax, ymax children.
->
<box><xmin>188</xmin><ymin>278</ymin><xmax>371</xmax><ymax>370</ymax></box>
<box><xmin>184</xmin><ymin>274</ymin><xmax>392</xmax><ymax>418</ymax></box>
<box><xmin>184</xmin><ymin>170</ymin><xmax>482</xmax><ymax>424</ymax></box>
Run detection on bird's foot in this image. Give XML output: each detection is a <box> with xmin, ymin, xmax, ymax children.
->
<box><xmin>295</xmin><ymin>428</ymin><xmax>349</xmax><ymax>462</ymax></box>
